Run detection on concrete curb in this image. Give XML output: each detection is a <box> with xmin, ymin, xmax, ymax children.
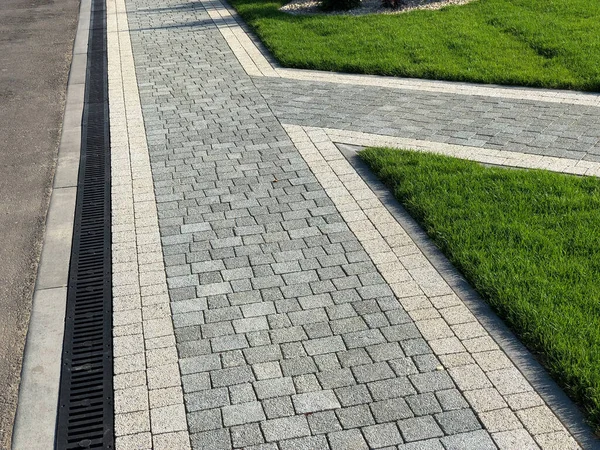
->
<box><xmin>339</xmin><ymin>143</ymin><xmax>600</xmax><ymax>450</ymax></box>
<box><xmin>10</xmin><ymin>0</ymin><xmax>91</xmax><ymax>447</ymax></box>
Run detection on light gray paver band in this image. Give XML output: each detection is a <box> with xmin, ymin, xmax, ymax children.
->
<box><xmin>116</xmin><ymin>0</ymin><xmax>588</xmax><ymax>448</ymax></box>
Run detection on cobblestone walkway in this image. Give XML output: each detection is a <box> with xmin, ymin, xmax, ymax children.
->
<box><xmin>106</xmin><ymin>0</ymin><xmax>599</xmax><ymax>448</ymax></box>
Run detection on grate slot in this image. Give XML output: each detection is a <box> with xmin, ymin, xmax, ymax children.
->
<box><xmin>54</xmin><ymin>0</ymin><xmax>113</xmax><ymax>446</ymax></box>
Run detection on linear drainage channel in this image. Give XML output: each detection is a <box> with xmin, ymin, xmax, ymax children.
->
<box><xmin>55</xmin><ymin>0</ymin><xmax>113</xmax><ymax>447</ymax></box>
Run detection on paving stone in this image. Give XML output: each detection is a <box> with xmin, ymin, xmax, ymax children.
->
<box><xmin>303</xmin><ymin>335</ymin><xmax>345</xmax><ymax>355</ymax></box>
<box><xmin>222</xmin><ymin>401</ymin><xmax>266</xmax><ymax>426</ymax></box>
<box><xmin>190</xmin><ymin>429</ymin><xmax>231</xmax><ymax>450</ymax></box>
<box><xmin>263</xmin><ymin>396</ymin><xmax>295</xmax><ymax>419</ymax></box>
<box><xmin>396</xmin><ymin>438</ymin><xmax>444</xmax><ymax>450</ymax></box>
<box><xmin>233</xmin><ymin>316</ymin><xmax>269</xmax><ymax>333</ymax></box>
<box><xmin>152</xmin><ymin>431</ymin><xmax>191</xmax><ymax>450</ymax></box>
<box><xmin>406</xmin><ymin>393</ymin><xmax>442</xmax><ymax>416</ymax></box>
<box><xmin>115</xmin><ymin>432</ymin><xmax>152</xmax><ymax>450</ymax></box>
<box><xmin>448</xmin><ymin>364</ymin><xmax>492</xmax><ymax>391</ymax></box>
<box><xmin>244</xmin><ymin>345</ymin><xmax>283</xmax><ymax>364</ymax></box>
<box><xmin>363</xmin><ymin>422</ymin><xmax>404</xmax><ymax>448</ymax></box>
<box><xmin>279</xmin><ymin>435</ymin><xmax>329</xmax><ymax>450</ymax></box>
<box><xmin>435</xmin><ymin>389</ymin><xmax>469</xmax><ymax>411</ymax></box>
<box><xmin>463</xmin><ymin>387</ymin><xmax>507</xmax><ymax>413</ymax></box>
<box><xmin>440</xmin><ymin>430</ymin><xmax>497</xmax><ymax>450</ymax></box>
<box><xmin>366</xmin><ymin>342</ymin><xmax>405</xmax><ymax>362</ymax></box>
<box><xmin>488</xmin><ymin>367</ymin><xmax>533</xmax><ymax>395</ymax></box>
<box><xmin>516</xmin><ymin>406</ymin><xmax>564</xmax><ymax>435</ymax></box>
<box><xmin>210</xmin><ymin>365</ymin><xmax>255</xmax><ymax>387</ymax></box>
<box><xmin>479</xmin><ymin>408</ymin><xmax>522</xmax><ymax>432</ymax></box>
<box><xmin>281</xmin><ymin>357</ymin><xmax>318</xmax><ymax>377</ymax></box>
<box><xmin>336</xmin><ymin>404</ymin><xmax>375</xmax><ymax>428</ymax></box>
<box><xmin>271</xmin><ymin>326</ymin><xmax>308</xmax><ymax>344</ymax></box>
<box><xmin>115</xmin><ymin>410</ymin><xmax>150</xmax><ymax>437</ymax></box>
<box><xmin>435</xmin><ymin>409</ymin><xmax>481</xmax><ymax>435</ymax></box>
<box><xmin>371</xmin><ymin>398</ymin><xmax>414</xmax><ymax>422</ymax></box>
<box><xmin>352</xmin><ymin>361</ymin><xmax>395</xmax><ymax>383</ymax></box>
<box><xmin>253</xmin><ymin>361</ymin><xmax>283</xmax><ymax>380</ymax></box>
<box><xmin>534</xmin><ymin>430</ymin><xmax>579</xmax><ymax>450</ymax></box>
<box><xmin>185</xmin><ymin>388</ymin><xmax>229</xmax><ymax>412</ymax></box>
<box><xmin>409</xmin><ymin>371</ymin><xmax>454</xmax><ymax>393</ymax></box>
<box><xmin>261</xmin><ymin>415</ymin><xmax>311</xmax><ymax>442</ymax></box>
<box><xmin>281</xmin><ymin>342</ymin><xmax>309</xmax><ymax>359</ymax></box>
<box><xmin>293</xmin><ymin>374</ymin><xmax>322</xmax><ymax>393</ymax></box>
<box><xmin>188</xmin><ymin>409</ymin><xmax>222</xmax><ymax>433</ymax></box>
<box><xmin>334</xmin><ymin>384</ymin><xmax>372</xmax><ymax>407</ymax></box>
<box><xmin>343</xmin><ymin>329</ymin><xmax>386</xmax><ymax>349</ymax></box>
<box><xmin>398</xmin><ymin>416</ymin><xmax>444</xmax><ymax>442</ymax></box>
<box><xmin>492</xmin><ymin>428</ymin><xmax>539</xmax><ymax>450</ymax></box>
<box><xmin>292</xmin><ymin>390</ymin><xmax>341</xmax><ymax>413</ymax></box>
<box><xmin>328</xmin><ymin>429</ymin><xmax>369</xmax><ymax>450</ymax></box>
<box><xmin>505</xmin><ymin>391</ymin><xmax>544</xmax><ymax>411</ymax></box>
<box><xmin>231</xmin><ymin>423</ymin><xmax>265</xmax><ymax>448</ymax></box>
<box><xmin>316</xmin><ymin>368</ymin><xmax>355</xmax><ymax>389</ymax></box>
<box><xmin>150</xmin><ymin>404</ymin><xmax>187</xmax><ymax>434</ymax></box>
<box><xmin>254</xmin><ymin>377</ymin><xmax>296</xmax><ymax>399</ymax></box>
<box><xmin>388</xmin><ymin>357</ymin><xmax>419</xmax><ymax>376</ymax></box>
<box><xmin>314</xmin><ymin>353</ymin><xmax>341</xmax><ymax>371</ymax></box>
<box><xmin>400</xmin><ymin>338</ymin><xmax>432</xmax><ymax>356</ymax></box>
<box><xmin>338</xmin><ymin>348</ymin><xmax>372</xmax><ymax>367</ymax></box>
<box><xmin>182</xmin><ymin>373</ymin><xmax>210</xmax><ymax>394</ymax></box>
<box><xmin>367</xmin><ymin>376</ymin><xmax>416</xmax><ymax>401</ymax></box>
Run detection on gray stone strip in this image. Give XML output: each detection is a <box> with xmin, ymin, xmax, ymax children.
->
<box><xmin>274</xmin><ymin>69</ymin><xmax>600</xmax><ymax>108</ymax></box>
<box><xmin>204</xmin><ymin>0</ymin><xmax>600</xmax><ymax>108</ymax></box>
<box><xmin>107</xmin><ymin>0</ymin><xmax>191</xmax><ymax>448</ymax></box>
<box><xmin>285</xmin><ymin>123</ymin><xmax>581</xmax><ymax>449</ymax></box>
<box><xmin>10</xmin><ymin>0</ymin><xmax>90</xmax><ymax>447</ymax></box>
<box><xmin>258</xmin><ymin>78</ymin><xmax>600</xmax><ymax>163</ymax></box>
<box><xmin>337</xmin><ymin>142</ymin><xmax>600</xmax><ymax>450</ymax></box>
<box><xmin>311</xmin><ymin>127</ymin><xmax>600</xmax><ymax>177</ymax></box>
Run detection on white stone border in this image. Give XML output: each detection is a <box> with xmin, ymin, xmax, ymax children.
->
<box><xmin>202</xmin><ymin>0</ymin><xmax>600</xmax><ymax>108</ymax></box>
<box><xmin>312</xmin><ymin>126</ymin><xmax>600</xmax><ymax>177</ymax></box>
<box><xmin>108</xmin><ymin>0</ymin><xmax>191</xmax><ymax>448</ymax></box>
<box><xmin>283</xmin><ymin>123</ymin><xmax>581</xmax><ymax>450</ymax></box>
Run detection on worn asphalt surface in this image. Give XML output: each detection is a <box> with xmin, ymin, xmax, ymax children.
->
<box><xmin>0</xmin><ymin>0</ymin><xmax>79</xmax><ymax>447</ymax></box>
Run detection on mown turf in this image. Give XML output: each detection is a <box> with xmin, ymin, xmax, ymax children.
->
<box><xmin>229</xmin><ymin>0</ymin><xmax>600</xmax><ymax>91</ymax></box>
<box><xmin>359</xmin><ymin>148</ymin><xmax>600</xmax><ymax>429</ymax></box>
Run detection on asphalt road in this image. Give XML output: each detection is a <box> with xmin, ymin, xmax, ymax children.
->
<box><xmin>0</xmin><ymin>0</ymin><xmax>79</xmax><ymax>447</ymax></box>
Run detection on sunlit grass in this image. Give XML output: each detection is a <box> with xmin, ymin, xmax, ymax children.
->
<box><xmin>230</xmin><ymin>0</ymin><xmax>600</xmax><ymax>90</ymax></box>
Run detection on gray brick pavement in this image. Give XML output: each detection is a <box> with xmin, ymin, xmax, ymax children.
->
<box><xmin>120</xmin><ymin>0</ymin><xmax>584</xmax><ymax>448</ymax></box>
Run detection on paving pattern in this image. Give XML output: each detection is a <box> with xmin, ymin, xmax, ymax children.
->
<box><xmin>106</xmin><ymin>0</ymin><xmax>600</xmax><ymax>447</ymax></box>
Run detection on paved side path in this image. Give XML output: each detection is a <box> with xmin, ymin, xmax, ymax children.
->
<box><xmin>256</xmin><ymin>77</ymin><xmax>600</xmax><ymax>161</ymax></box>
<box><xmin>108</xmin><ymin>0</ymin><xmax>597</xmax><ymax>448</ymax></box>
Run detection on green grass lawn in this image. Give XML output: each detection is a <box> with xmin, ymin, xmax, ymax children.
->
<box><xmin>359</xmin><ymin>148</ymin><xmax>600</xmax><ymax>429</ymax></box>
<box><xmin>229</xmin><ymin>0</ymin><xmax>600</xmax><ymax>91</ymax></box>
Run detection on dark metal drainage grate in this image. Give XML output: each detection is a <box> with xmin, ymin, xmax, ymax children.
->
<box><xmin>55</xmin><ymin>0</ymin><xmax>113</xmax><ymax>446</ymax></box>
